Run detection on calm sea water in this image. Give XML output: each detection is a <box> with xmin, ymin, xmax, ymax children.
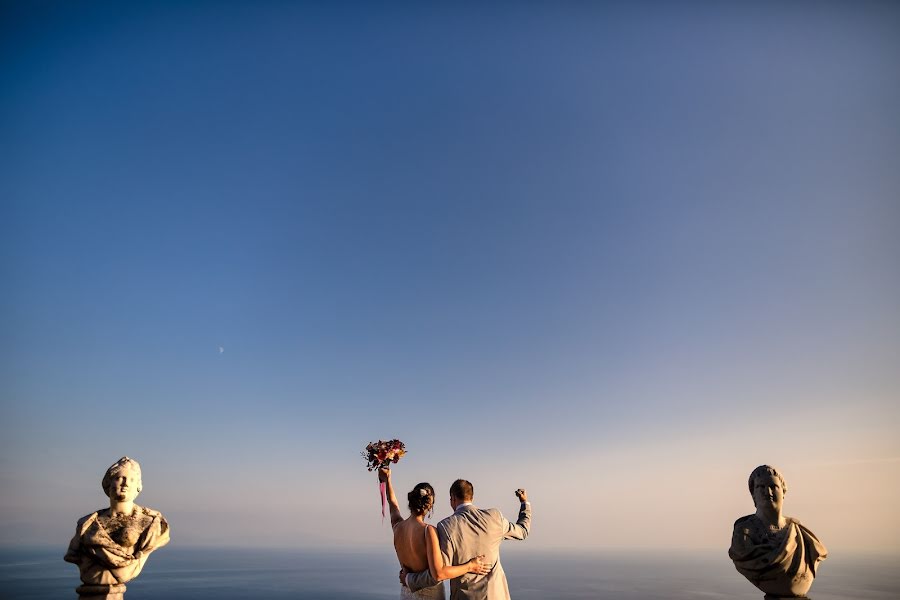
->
<box><xmin>1</xmin><ymin>547</ymin><xmax>897</xmax><ymax>600</ymax></box>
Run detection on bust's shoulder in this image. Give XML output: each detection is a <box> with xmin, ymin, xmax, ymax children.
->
<box><xmin>134</xmin><ymin>504</ymin><xmax>165</xmax><ymax>519</ymax></box>
<box><xmin>76</xmin><ymin>509</ymin><xmax>105</xmax><ymax>526</ymax></box>
<box><xmin>732</xmin><ymin>514</ymin><xmax>758</xmax><ymax>529</ymax></box>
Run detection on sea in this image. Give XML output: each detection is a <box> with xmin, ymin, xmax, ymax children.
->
<box><xmin>1</xmin><ymin>547</ymin><xmax>897</xmax><ymax>600</ymax></box>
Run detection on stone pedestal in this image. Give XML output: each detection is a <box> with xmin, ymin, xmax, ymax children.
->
<box><xmin>76</xmin><ymin>584</ymin><xmax>126</xmax><ymax>599</ymax></box>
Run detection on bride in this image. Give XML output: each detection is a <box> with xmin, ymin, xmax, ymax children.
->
<box><xmin>379</xmin><ymin>468</ymin><xmax>488</xmax><ymax>599</ymax></box>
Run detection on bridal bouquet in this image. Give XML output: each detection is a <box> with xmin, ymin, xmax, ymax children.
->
<box><xmin>363</xmin><ymin>439</ymin><xmax>406</xmax><ymax>519</ymax></box>
<box><xmin>362</xmin><ymin>439</ymin><xmax>407</xmax><ymax>471</ymax></box>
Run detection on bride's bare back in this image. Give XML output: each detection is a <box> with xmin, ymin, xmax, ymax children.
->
<box><xmin>393</xmin><ymin>517</ymin><xmax>430</xmax><ymax>572</ymax></box>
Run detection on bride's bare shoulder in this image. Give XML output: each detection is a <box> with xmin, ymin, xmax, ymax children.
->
<box><xmin>392</xmin><ymin>516</ymin><xmax>418</xmax><ymax>531</ymax></box>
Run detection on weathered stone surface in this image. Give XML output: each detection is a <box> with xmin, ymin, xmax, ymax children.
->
<box><xmin>65</xmin><ymin>457</ymin><xmax>170</xmax><ymax>598</ymax></box>
<box><xmin>729</xmin><ymin>465</ymin><xmax>826</xmax><ymax>598</ymax></box>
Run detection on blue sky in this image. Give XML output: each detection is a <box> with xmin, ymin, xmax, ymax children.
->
<box><xmin>2</xmin><ymin>1</ymin><xmax>898</xmax><ymax>552</ymax></box>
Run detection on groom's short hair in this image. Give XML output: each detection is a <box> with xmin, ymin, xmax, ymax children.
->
<box><xmin>450</xmin><ymin>479</ymin><xmax>474</xmax><ymax>502</ymax></box>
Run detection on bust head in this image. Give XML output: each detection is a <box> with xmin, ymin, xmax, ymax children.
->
<box><xmin>408</xmin><ymin>483</ymin><xmax>435</xmax><ymax>516</ymax></box>
<box><xmin>102</xmin><ymin>457</ymin><xmax>142</xmax><ymax>503</ymax></box>
<box><xmin>748</xmin><ymin>465</ymin><xmax>787</xmax><ymax>513</ymax></box>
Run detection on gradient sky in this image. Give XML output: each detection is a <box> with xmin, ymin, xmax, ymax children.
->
<box><xmin>2</xmin><ymin>1</ymin><xmax>898</xmax><ymax>554</ymax></box>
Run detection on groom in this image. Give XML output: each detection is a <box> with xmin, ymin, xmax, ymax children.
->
<box><xmin>404</xmin><ymin>479</ymin><xmax>531</xmax><ymax>600</ymax></box>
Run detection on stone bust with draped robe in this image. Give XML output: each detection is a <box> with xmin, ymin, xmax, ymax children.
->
<box><xmin>728</xmin><ymin>465</ymin><xmax>826</xmax><ymax>599</ymax></box>
<box><xmin>65</xmin><ymin>457</ymin><xmax>170</xmax><ymax>599</ymax></box>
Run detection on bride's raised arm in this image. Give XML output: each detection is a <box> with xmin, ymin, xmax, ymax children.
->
<box><xmin>378</xmin><ymin>467</ymin><xmax>404</xmax><ymax>527</ymax></box>
<box><xmin>425</xmin><ymin>525</ymin><xmax>488</xmax><ymax>581</ymax></box>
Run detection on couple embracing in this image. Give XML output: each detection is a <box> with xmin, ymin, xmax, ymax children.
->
<box><xmin>379</xmin><ymin>468</ymin><xmax>531</xmax><ymax>600</ymax></box>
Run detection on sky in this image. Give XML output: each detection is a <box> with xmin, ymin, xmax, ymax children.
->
<box><xmin>1</xmin><ymin>1</ymin><xmax>899</xmax><ymax>554</ymax></box>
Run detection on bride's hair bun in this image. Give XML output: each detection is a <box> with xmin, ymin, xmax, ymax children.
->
<box><xmin>408</xmin><ymin>482</ymin><xmax>435</xmax><ymax>516</ymax></box>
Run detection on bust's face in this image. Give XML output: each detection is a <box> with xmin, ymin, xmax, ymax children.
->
<box><xmin>109</xmin><ymin>464</ymin><xmax>141</xmax><ymax>503</ymax></box>
<box><xmin>752</xmin><ymin>474</ymin><xmax>784</xmax><ymax>513</ymax></box>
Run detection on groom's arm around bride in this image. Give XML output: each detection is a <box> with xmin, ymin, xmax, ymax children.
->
<box><xmin>405</xmin><ymin>481</ymin><xmax>531</xmax><ymax>599</ymax></box>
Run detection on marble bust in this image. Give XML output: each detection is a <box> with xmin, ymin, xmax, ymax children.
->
<box><xmin>728</xmin><ymin>465</ymin><xmax>827</xmax><ymax>599</ymax></box>
<box><xmin>64</xmin><ymin>457</ymin><xmax>170</xmax><ymax>600</ymax></box>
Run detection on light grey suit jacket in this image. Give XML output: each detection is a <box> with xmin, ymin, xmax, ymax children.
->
<box><xmin>406</xmin><ymin>502</ymin><xmax>531</xmax><ymax>600</ymax></box>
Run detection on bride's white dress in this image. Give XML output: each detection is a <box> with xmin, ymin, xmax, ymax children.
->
<box><xmin>401</xmin><ymin>582</ymin><xmax>444</xmax><ymax>599</ymax></box>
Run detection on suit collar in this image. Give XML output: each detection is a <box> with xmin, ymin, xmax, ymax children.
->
<box><xmin>454</xmin><ymin>502</ymin><xmax>476</xmax><ymax>513</ymax></box>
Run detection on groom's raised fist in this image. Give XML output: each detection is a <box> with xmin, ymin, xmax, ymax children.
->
<box><xmin>515</xmin><ymin>488</ymin><xmax>527</xmax><ymax>503</ymax></box>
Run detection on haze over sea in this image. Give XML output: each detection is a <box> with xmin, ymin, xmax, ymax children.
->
<box><xmin>2</xmin><ymin>547</ymin><xmax>897</xmax><ymax>600</ymax></box>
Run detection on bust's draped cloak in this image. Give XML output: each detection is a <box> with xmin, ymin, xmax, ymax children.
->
<box><xmin>64</xmin><ymin>505</ymin><xmax>170</xmax><ymax>585</ymax></box>
<box><xmin>729</xmin><ymin>515</ymin><xmax>826</xmax><ymax>595</ymax></box>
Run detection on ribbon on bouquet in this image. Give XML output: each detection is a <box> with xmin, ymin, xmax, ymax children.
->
<box><xmin>362</xmin><ymin>439</ymin><xmax>407</xmax><ymax>523</ymax></box>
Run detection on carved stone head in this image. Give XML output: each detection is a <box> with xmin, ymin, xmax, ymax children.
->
<box><xmin>748</xmin><ymin>464</ymin><xmax>786</xmax><ymax>512</ymax></box>
<box><xmin>102</xmin><ymin>456</ymin><xmax>143</xmax><ymax>502</ymax></box>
